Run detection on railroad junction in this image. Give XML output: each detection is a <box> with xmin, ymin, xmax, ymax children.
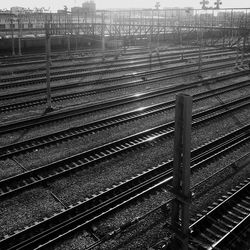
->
<box><xmin>0</xmin><ymin>2</ymin><xmax>249</xmax><ymax>250</ymax></box>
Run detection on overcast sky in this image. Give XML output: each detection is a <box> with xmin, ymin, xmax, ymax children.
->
<box><xmin>1</xmin><ymin>0</ymin><xmax>249</xmax><ymax>11</ymax></box>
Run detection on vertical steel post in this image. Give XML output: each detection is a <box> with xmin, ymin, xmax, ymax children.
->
<box><xmin>140</xmin><ymin>11</ymin><xmax>142</xmax><ymax>40</ymax></box>
<box><xmin>157</xmin><ymin>9</ymin><xmax>160</xmax><ymax>52</ymax></box>
<box><xmin>45</xmin><ymin>20</ymin><xmax>52</xmax><ymax>111</ymax></box>
<box><xmin>164</xmin><ymin>10</ymin><xmax>167</xmax><ymax>41</ymax></box>
<box><xmin>241</xmin><ymin>35</ymin><xmax>246</xmax><ymax>67</ymax></box>
<box><xmin>18</xmin><ymin>16</ymin><xmax>22</xmax><ymax>56</ymax></box>
<box><xmin>110</xmin><ymin>11</ymin><xmax>112</xmax><ymax>40</ymax></box>
<box><xmin>198</xmin><ymin>38</ymin><xmax>202</xmax><ymax>77</ymax></box>
<box><xmin>241</xmin><ymin>9</ymin><xmax>247</xmax><ymax>67</ymax></box>
<box><xmin>180</xmin><ymin>28</ymin><xmax>184</xmax><ymax>60</ymax></box>
<box><xmin>149</xmin><ymin>10</ymin><xmax>153</xmax><ymax>51</ymax></box>
<box><xmin>148</xmin><ymin>9</ymin><xmax>153</xmax><ymax>70</ymax></box>
<box><xmin>67</xmin><ymin>14</ymin><xmax>71</xmax><ymax>56</ymax></box>
<box><xmin>235</xmin><ymin>44</ymin><xmax>239</xmax><ymax>68</ymax></box>
<box><xmin>11</xmin><ymin>18</ymin><xmax>15</xmax><ymax>56</ymax></box>
<box><xmin>129</xmin><ymin>10</ymin><xmax>131</xmax><ymax>45</ymax></box>
<box><xmin>170</xmin><ymin>93</ymin><xmax>192</xmax><ymax>250</ymax></box>
<box><xmin>58</xmin><ymin>14</ymin><xmax>61</xmax><ymax>36</ymax></box>
<box><xmin>198</xmin><ymin>14</ymin><xmax>203</xmax><ymax>78</ymax></box>
<box><xmin>230</xmin><ymin>9</ymin><xmax>233</xmax><ymax>46</ymax></box>
<box><xmin>101</xmin><ymin>12</ymin><xmax>105</xmax><ymax>60</ymax></box>
<box><xmin>210</xmin><ymin>10</ymin><xmax>214</xmax><ymax>46</ymax></box>
<box><xmin>75</xmin><ymin>11</ymin><xmax>79</xmax><ymax>51</ymax></box>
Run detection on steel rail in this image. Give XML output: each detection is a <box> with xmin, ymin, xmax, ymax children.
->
<box><xmin>189</xmin><ymin>179</ymin><xmax>250</xmax><ymax>249</ymax></box>
<box><xmin>85</xmin><ymin>153</ymin><xmax>250</xmax><ymax>250</ymax></box>
<box><xmin>1</xmin><ymin>57</ymin><xmax>246</xmax><ymax>103</ymax></box>
<box><xmin>0</xmin><ymin>46</ymin><xmax>197</xmax><ymax>72</ymax></box>
<box><xmin>1</xmin><ymin>72</ymin><xmax>249</xmax><ymax>135</ymax></box>
<box><xmin>0</xmin><ymin>98</ymin><xmax>249</xmax><ymax>201</ymax></box>
<box><xmin>0</xmin><ymin>52</ymin><xmax>246</xmax><ymax>89</ymax></box>
<box><xmin>0</xmin><ymin>46</ymin><xmax>165</xmax><ymax>63</ymax></box>
<box><xmin>0</xmin><ymin>46</ymin><xmax>148</xmax><ymax>64</ymax></box>
<box><xmin>0</xmin><ymin>82</ymin><xmax>249</xmax><ymax>160</ymax></box>
<box><xmin>1</xmin><ymin>61</ymin><xmax>249</xmax><ymax>114</ymax></box>
<box><xmin>0</xmin><ymin>48</ymin><xmax>228</xmax><ymax>77</ymax></box>
<box><xmin>1</xmin><ymin>70</ymin><xmax>249</xmax><ymax>135</ymax></box>
<box><xmin>1</xmin><ymin>125</ymin><xmax>249</xmax><ymax>250</ymax></box>
<box><xmin>0</xmin><ymin>46</ymin><xmax>199</xmax><ymax>66</ymax></box>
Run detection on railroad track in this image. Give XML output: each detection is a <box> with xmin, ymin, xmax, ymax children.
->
<box><xmin>0</xmin><ymin>48</ymin><xmax>228</xmax><ymax>76</ymax></box>
<box><xmin>1</xmin><ymin>62</ymin><xmax>249</xmax><ymax>114</ymax></box>
<box><xmin>189</xmin><ymin>178</ymin><xmax>250</xmax><ymax>249</ymax></box>
<box><xmin>0</xmin><ymin>125</ymin><xmax>249</xmax><ymax>250</ymax></box>
<box><xmin>0</xmin><ymin>51</ymin><xmax>245</xmax><ymax>89</ymax></box>
<box><xmin>0</xmin><ymin>45</ymin><xmax>146</xmax><ymax>64</ymax></box>
<box><xmin>88</xmin><ymin>153</ymin><xmax>250</xmax><ymax>250</ymax></box>
<box><xmin>1</xmin><ymin>72</ymin><xmax>249</xmax><ymax>134</ymax></box>
<box><xmin>0</xmin><ymin>45</ymin><xmax>198</xmax><ymax>66</ymax></box>
<box><xmin>0</xmin><ymin>82</ymin><xmax>249</xmax><ymax>160</ymax></box>
<box><xmin>2</xmin><ymin>57</ymin><xmax>246</xmax><ymax>104</ymax></box>
<box><xmin>0</xmin><ymin>94</ymin><xmax>249</xmax><ymax>200</ymax></box>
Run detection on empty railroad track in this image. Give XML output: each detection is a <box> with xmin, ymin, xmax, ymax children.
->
<box><xmin>0</xmin><ymin>51</ymin><xmax>247</xmax><ymax>90</ymax></box>
<box><xmin>0</xmin><ymin>125</ymin><xmax>249</xmax><ymax>250</ymax></box>
<box><xmin>1</xmin><ymin>71</ymin><xmax>249</xmax><ymax>134</ymax></box>
<box><xmin>0</xmin><ymin>45</ymin><xmax>199</xmax><ymax>66</ymax></box>
<box><xmin>0</xmin><ymin>47</ymin><xmax>230</xmax><ymax>77</ymax></box>
<box><xmin>2</xmin><ymin>59</ymin><xmax>249</xmax><ymax>107</ymax></box>
<box><xmin>189</xmin><ymin>178</ymin><xmax>250</xmax><ymax>249</ymax></box>
<box><xmin>0</xmin><ymin>95</ymin><xmax>249</xmax><ymax>199</ymax></box>
<box><xmin>0</xmin><ymin>45</ymin><xmax>148</xmax><ymax>65</ymax></box>
<box><xmin>0</xmin><ymin>79</ymin><xmax>249</xmax><ymax>158</ymax></box>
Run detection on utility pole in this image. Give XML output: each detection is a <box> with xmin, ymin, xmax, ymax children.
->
<box><xmin>17</xmin><ymin>14</ymin><xmax>22</xmax><ymax>56</ymax></box>
<box><xmin>235</xmin><ymin>42</ymin><xmax>240</xmax><ymax>68</ymax></box>
<box><xmin>198</xmin><ymin>13</ymin><xmax>203</xmax><ymax>78</ymax></box>
<box><xmin>75</xmin><ymin>10</ymin><xmax>80</xmax><ymax>51</ymax></box>
<box><xmin>128</xmin><ymin>10</ymin><xmax>131</xmax><ymax>47</ymax></box>
<box><xmin>10</xmin><ymin>18</ymin><xmax>15</xmax><ymax>56</ymax></box>
<box><xmin>156</xmin><ymin>6</ymin><xmax>160</xmax><ymax>54</ymax></box>
<box><xmin>240</xmin><ymin>34</ymin><xmax>246</xmax><ymax>67</ymax></box>
<box><xmin>240</xmin><ymin>10</ymin><xmax>247</xmax><ymax>67</ymax></box>
<box><xmin>149</xmin><ymin>10</ymin><xmax>153</xmax><ymax>70</ymax></box>
<box><xmin>198</xmin><ymin>32</ymin><xmax>202</xmax><ymax>77</ymax></box>
<box><xmin>64</xmin><ymin>6</ymin><xmax>71</xmax><ymax>56</ymax></box>
<box><xmin>180</xmin><ymin>31</ymin><xmax>184</xmax><ymax>61</ymax></box>
<box><xmin>45</xmin><ymin>15</ymin><xmax>53</xmax><ymax>112</ymax></box>
<box><xmin>101</xmin><ymin>12</ymin><xmax>105</xmax><ymax>60</ymax></box>
<box><xmin>155</xmin><ymin>1</ymin><xmax>161</xmax><ymax>50</ymax></box>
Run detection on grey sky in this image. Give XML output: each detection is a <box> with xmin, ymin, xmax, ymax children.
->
<box><xmin>1</xmin><ymin>0</ymin><xmax>249</xmax><ymax>11</ymax></box>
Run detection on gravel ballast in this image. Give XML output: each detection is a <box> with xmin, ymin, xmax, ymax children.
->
<box><xmin>0</xmin><ymin>187</ymin><xmax>63</xmax><ymax>238</ymax></box>
<box><xmin>1</xmin><ymin>45</ymin><xmax>249</xmax><ymax>249</ymax></box>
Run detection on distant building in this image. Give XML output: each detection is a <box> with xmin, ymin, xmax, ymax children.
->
<box><xmin>10</xmin><ymin>7</ymin><xmax>26</xmax><ymax>15</ymax></box>
<box><xmin>0</xmin><ymin>11</ymin><xmax>15</xmax><ymax>30</ymax></box>
<box><xmin>69</xmin><ymin>1</ymin><xmax>96</xmax><ymax>15</ymax></box>
<box><xmin>71</xmin><ymin>7</ymin><xmax>84</xmax><ymax>15</ymax></box>
<box><xmin>82</xmin><ymin>1</ymin><xmax>96</xmax><ymax>13</ymax></box>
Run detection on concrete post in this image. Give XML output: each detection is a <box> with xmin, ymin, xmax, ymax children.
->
<box><xmin>170</xmin><ymin>94</ymin><xmax>192</xmax><ymax>250</ymax></box>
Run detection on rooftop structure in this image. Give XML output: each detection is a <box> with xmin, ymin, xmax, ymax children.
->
<box><xmin>70</xmin><ymin>1</ymin><xmax>96</xmax><ymax>15</ymax></box>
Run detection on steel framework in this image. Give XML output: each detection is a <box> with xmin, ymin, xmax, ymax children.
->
<box><xmin>0</xmin><ymin>8</ymin><xmax>249</xmax><ymax>48</ymax></box>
